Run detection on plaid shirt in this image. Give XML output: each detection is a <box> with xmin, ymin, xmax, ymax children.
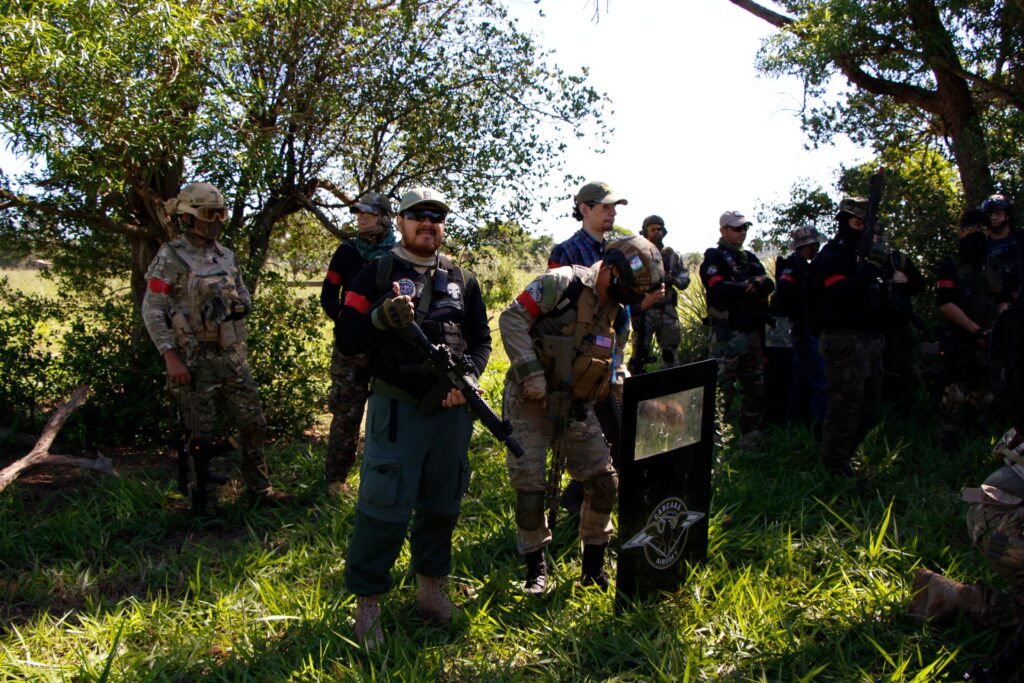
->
<box><xmin>548</xmin><ymin>229</ymin><xmax>605</xmax><ymax>268</ymax></box>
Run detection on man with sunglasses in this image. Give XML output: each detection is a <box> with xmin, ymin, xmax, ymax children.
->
<box><xmin>335</xmin><ymin>187</ymin><xmax>491</xmax><ymax>648</ymax></box>
<box><xmin>700</xmin><ymin>211</ymin><xmax>774</xmax><ymax>450</ymax></box>
<box><xmin>501</xmin><ymin>235</ymin><xmax>663</xmax><ymax>594</ymax></box>
<box><xmin>934</xmin><ymin>209</ymin><xmax>1013</xmax><ymax>451</ymax></box>
<box><xmin>142</xmin><ymin>182</ymin><xmax>287</xmax><ymax>511</ymax></box>
<box><xmin>320</xmin><ymin>192</ymin><xmax>395</xmax><ymax>496</ymax></box>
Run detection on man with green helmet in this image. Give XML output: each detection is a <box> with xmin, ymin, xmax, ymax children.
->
<box><xmin>142</xmin><ymin>182</ymin><xmax>288</xmax><ymax>511</ymax></box>
<box><xmin>500</xmin><ymin>234</ymin><xmax>664</xmax><ymax>594</ymax></box>
<box><xmin>628</xmin><ymin>214</ymin><xmax>690</xmax><ymax>373</ymax></box>
<box><xmin>320</xmin><ymin>191</ymin><xmax>395</xmax><ymax>495</ymax></box>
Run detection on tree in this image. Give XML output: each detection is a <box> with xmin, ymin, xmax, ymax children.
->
<box><xmin>0</xmin><ymin>0</ymin><xmax>607</xmax><ymax>301</ymax></box>
<box><xmin>728</xmin><ymin>0</ymin><xmax>1024</xmax><ymax>205</ymax></box>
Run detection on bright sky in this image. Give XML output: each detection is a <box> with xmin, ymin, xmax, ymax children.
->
<box><xmin>506</xmin><ymin>0</ymin><xmax>868</xmax><ymax>255</ymax></box>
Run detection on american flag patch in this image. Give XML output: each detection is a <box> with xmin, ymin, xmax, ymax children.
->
<box><xmin>594</xmin><ymin>335</ymin><xmax>613</xmax><ymax>349</ymax></box>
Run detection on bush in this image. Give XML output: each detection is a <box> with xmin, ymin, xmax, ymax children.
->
<box><xmin>245</xmin><ymin>273</ymin><xmax>331</xmax><ymax>438</ymax></box>
<box><xmin>0</xmin><ymin>277</ymin><xmax>64</xmax><ymax>427</ymax></box>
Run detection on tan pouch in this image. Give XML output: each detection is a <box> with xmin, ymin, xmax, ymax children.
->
<box><xmin>570</xmin><ymin>355</ymin><xmax>612</xmax><ymax>403</ymax></box>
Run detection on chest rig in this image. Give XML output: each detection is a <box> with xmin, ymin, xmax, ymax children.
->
<box><xmin>166</xmin><ymin>243</ymin><xmax>247</xmax><ymax>349</ymax></box>
<box><xmin>533</xmin><ymin>266</ymin><xmax>620</xmax><ymax>403</ymax></box>
<box><xmin>955</xmin><ymin>254</ymin><xmax>1004</xmax><ymax>328</ymax></box>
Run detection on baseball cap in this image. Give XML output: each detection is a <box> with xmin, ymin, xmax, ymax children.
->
<box><xmin>719</xmin><ymin>211</ymin><xmax>752</xmax><ymax>229</ymax></box>
<box><xmin>836</xmin><ymin>197</ymin><xmax>868</xmax><ymax>219</ymax></box>
<box><xmin>398</xmin><ymin>187</ymin><xmax>451</xmax><ymax>213</ymax></box>
<box><xmin>350</xmin><ymin>192</ymin><xmax>393</xmax><ymax>216</ymax></box>
<box><xmin>574</xmin><ymin>181</ymin><xmax>628</xmax><ymax>206</ymax></box>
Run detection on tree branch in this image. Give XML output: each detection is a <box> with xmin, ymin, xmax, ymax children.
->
<box><xmin>0</xmin><ymin>187</ymin><xmax>159</xmax><ymax>239</ymax></box>
<box><xmin>727</xmin><ymin>0</ymin><xmax>794</xmax><ymax>28</ymax></box>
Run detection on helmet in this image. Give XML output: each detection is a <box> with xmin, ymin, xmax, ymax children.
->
<box><xmin>350</xmin><ymin>192</ymin><xmax>393</xmax><ymax>217</ymax></box>
<box><xmin>604</xmin><ymin>236</ymin><xmax>664</xmax><ymax>300</ymax></box>
<box><xmin>640</xmin><ymin>215</ymin><xmax>666</xmax><ymax>237</ymax></box>
<box><xmin>166</xmin><ymin>182</ymin><xmax>228</xmax><ymax>240</ymax></box>
<box><xmin>959</xmin><ymin>208</ymin><xmax>990</xmax><ymax>230</ymax></box>
<box><xmin>789</xmin><ymin>224</ymin><xmax>824</xmax><ymax>250</ymax></box>
<box><xmin>981</xmin><ymin>194</ymin><xmax>1013</xmax><ymax>216</ymax></box>
<box><xmin>836</xmin><ymin>196</ymin><xmax>868</xmax><ymax>219</ymax></box>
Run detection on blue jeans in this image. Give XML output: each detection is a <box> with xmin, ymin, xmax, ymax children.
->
<box><xmin>788</xmin><ymin>333</ymin><xmax>827</xmax><ymax>428</ymax></box>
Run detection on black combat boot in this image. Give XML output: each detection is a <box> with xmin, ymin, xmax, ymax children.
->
<box><xmin>524</xmin><ymin>550</ymin><xmax>547</xmax><ymax>595</ymax></box>
<box><xmin>580</xmin><ymin>543</ymin><xmax>611</xmax><ymax>590</ymax></box>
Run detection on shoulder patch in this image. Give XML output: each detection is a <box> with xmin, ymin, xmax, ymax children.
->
<box><xmin>396</xmin><ymin>278</ymin><xmax>416</xmax><ymax>297</ymax></box>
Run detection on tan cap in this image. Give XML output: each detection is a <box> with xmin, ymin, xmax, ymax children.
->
<box><xmin>719</xmin><ymin>211</ymin><xmax>751</xmax><ymax>229</ymax></box>
<box><xmin>574</xmin><ymin>181</ymin><xmax>628</xmax><ymax>206</ymax></box>
<box><xmin>398</xmin><ymin>187</ymin><xmax>450</xmax><ymax>213</ymax></box>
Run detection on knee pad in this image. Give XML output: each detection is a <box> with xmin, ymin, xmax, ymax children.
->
<box><xmin>515</xmin><ymin>491</ymin><xmax>546</xmax><ymax>531</ymax></box>
<box><xmin>584</xmin><ymin>472</ymin><xmax>618</xmax><ymax>514</ymax></box>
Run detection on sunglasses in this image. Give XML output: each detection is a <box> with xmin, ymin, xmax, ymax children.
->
<box><xmin>402</xmin><ymin>209</ymin><xmax>447</xmax><ymax>224</ymax></box>
<box><xmin>727</xmin><ymin>223</ymin><xmax>751</xmax><ymax>233</ymax></box>
<box><xmin>197</xmin><ymin>207</ymin><xmax>228</xmax><ymax>222</ymax></box>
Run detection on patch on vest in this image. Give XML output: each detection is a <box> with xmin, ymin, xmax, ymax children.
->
<box><xmin>705</xmin><ymin>265</ymin><xmax>718</xmax><ymax>276</ymax></box>
<box><xmin>396</xmin><ymin>278</ymin><xmax>416</xmax><ymax>297</ymax></box>
<box><xmin>629</xmin><ymin>254</ymin><xmax>644</xmax><ymax>273</ymax></box>
<box><xmin>446</xmin><ymin>282</ymin><xmax>462</xmax><ymax>301</ymax></box>
<box><xmin>523</xmin><ymin>280</ymin><xmax>543</xmax><ymax>304</ymax></box>
<box><xmin>621</xmin><ymin>497</ymin><xmax>705</xmax><ymax>570</ymax></box>
<box><xmin>594</xmin><ymin>335</ymin><xmax>613</xmax><ymax>349</ymax></box>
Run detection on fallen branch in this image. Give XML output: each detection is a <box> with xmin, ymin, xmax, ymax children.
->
<box><xmin>0</xmin><ymin>386</ymin><xmax>117</xmax><ymax>493</ymax></box>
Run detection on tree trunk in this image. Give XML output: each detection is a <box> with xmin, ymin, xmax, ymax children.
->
<box><xmin>245</xmin><ymin>194</ymin><xmax>301</xmax><ymax>295</ymax></box>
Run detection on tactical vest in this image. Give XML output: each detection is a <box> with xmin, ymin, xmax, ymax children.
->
<box><xmin>532</xmin><ymin>266</ymin><xmax>620</xmax><ymax>403</ymax></box>
<box><xmin>953</xmin><ymin>254</ymin><xmax>1003</xmax><ymax>329</ymax></box>
<box><xmin>708</xmin><ymin>246</ymin><xmax>770</xmax><ymax>328</ymax></box>
<box><xmin>166</xmin><ymin>244</ymin><xmax>247</xmax><ymax>349</ymax></box>
<box><xmin>375</xmin><ymin>252</ymin><xmax>470</xmax><ymax>361</ymax></box>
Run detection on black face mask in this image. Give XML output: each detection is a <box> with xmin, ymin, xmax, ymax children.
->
<box><xmin>959</xmin><ymin>231</ymin><xmax>988</xmax><ymax>262</ymax></box>
<box><xmin>837</xmin><ymin>216</ymin><xmax>862</xmax><ymax>247</ymax></box>
<box><xmin>607</xmin><ymin>279</ymin><xmax>644</xmax><ymax>306</ymax></box>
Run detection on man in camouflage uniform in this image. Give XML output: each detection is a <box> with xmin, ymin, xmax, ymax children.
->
<box><xmin>806</xmin><ymin>197</ymin><xmax>887</xmax><ymax>478</ymax></box>
<box><xmin>500</xmin><ymin>235</ymin><xmax>664</xmax><ymax>593</ymax></box>
<box><xmin>142</xmin><ymin>182</ymin><xmax>286</xmax><ymax>511</ymax></box>
<box><xmin>935</xmin><ymin>209</ymin><xmax>1012</xmax><ymax>451</ymax></box>
<box><xmin>909</xmin><ymin>425</ymin><xmax>1024</xmax><ymax>681</ymax></box>
<box><xmin>699</xmin><ymin>211</ymin><xmax>773</xmax><ymax>449</ymax></box>
<box><xmin>628</xmin><ymin>214</ymin><xmax>690</xmax><ymax>373</ymax></box>
<box><xmin>319</xmin><ymin>192</ymin><xmax>395</xmax><ymax>494</ymax></box>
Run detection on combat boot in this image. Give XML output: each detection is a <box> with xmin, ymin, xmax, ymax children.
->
<box><xmin>416</xmin><ymin>574</ymin><xmax>457</xmax><ymax>623</ymax></box>
<box><xmin>523</xmin><ymin>550</ymin><xmax>547</xmax><ymax>595</ymax></box>
<box><xmin>354</xmin><ymin>594</ymin><xmax>383</xmax><ymax>649</ymax></box>
<box><xmin>908</xmin><ymin>568</ymin><xmax>988</xmax><ymax>625</ymax></box>
<box><xmin>580</xmin><ymin>543</ymin><xmax>611</xmax><ymax>590</ymax></box>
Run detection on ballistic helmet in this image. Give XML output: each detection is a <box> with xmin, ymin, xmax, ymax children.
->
<box><xmin>604</xmin><ymin>235</ymin><xmax>664</xmax><ymax>295</ymax></box>
<box><xmin>981</xmin><ymin>194</ymin><xmax>1013</xmax><ymax>216</ymax></box>
<box><xmin>167</xmin><ymin>182</ymin><xmax>228</xmax><ymax>220</ymax></box>
<box><xmin>640</xmin><ymin>215</ymin><xmax>666</xmax><ymax>237</ymax></box>
<box><xmin>836</xmin><ymin>196</ymin><xmax>868</xmax><ymax>220</ymax></box>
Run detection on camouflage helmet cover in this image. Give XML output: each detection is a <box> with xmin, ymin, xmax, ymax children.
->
<box><xmin>836</xmin><ymin>196</ymin><xmax>868</xmax><ymax>219</ymax></box>
<box><xmin>166</xmin><ymin>182</ymin><xmax>227</xmax><ymax>218</ymax></box>
<box><xmin>789</xmin><ymin>224</ymin><xmax>824</xmax><ymax>250</ymax></box>
<box><xmin>604</xmin><ymin>235</ymin><xmax>664</xmax><ymax>293</ymax></box>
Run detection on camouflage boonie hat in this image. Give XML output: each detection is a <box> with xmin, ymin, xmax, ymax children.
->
<box><xmin>574</xmin><ymin>181</ymin><xmax>628</xmax><ymax>206</ymax></box>
<box><xmin>605</xmin><ymin>235</ymin><xmax>664</xmax><ymax>293</ymax></box>
<box><xmin>398</xmin><ymin>187</ymin><xmax>450</xmax><ymax>213</ymax></box>
<box><xmin>350</xmin><ymin>192</ymin><xmax>393</xmax><ymax>216</ymax></box>
<box><xmin>789</xmin><ymin>225</ymin><xmax>824</xmax><ymax>250</ymax></box>
<box><xmin>836</xmin><ymin>196</ymin><xmax>868</xmax><ymax>219</ymax></box>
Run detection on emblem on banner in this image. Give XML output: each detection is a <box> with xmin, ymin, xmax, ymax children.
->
<box><xmin>621</xmin><ymin>497</ymin><xmax>705</xmax><ymax>570</ymax></box>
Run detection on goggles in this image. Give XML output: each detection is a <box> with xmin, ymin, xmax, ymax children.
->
<box><xmin>197</xmin><ymin>207</ymin><xmax>228</xmax><ymax>222</ymax></box>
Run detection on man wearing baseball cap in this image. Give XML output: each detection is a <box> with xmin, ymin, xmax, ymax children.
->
<box><xmin>336</xmin><ymin>186</ymin><xmax>491</xmax><ymax>647</ymax></box>
<box><xmin>771</xmin><ymin>225</ymin><xmax>827</xmax><ymax>431</ymax></box>
<box><xmin>320</xmin><ymin>191</ymin><xmax>395</xmax><ymax>495</ymax></box>
<box><xmin>699</xmin><ymin>211</ymin><xmax>774</xmax><ymax>450</ymax></box>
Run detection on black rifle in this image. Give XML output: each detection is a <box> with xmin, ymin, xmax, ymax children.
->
<box><xmin>857</xmin><ymin>167</ymin><xmax>887</xmax><ymax>262</ymax></box>
<box><xmin>400</xmin><ymin>322</ymin><xmax>524</xmax><ymax>459</ymax></box>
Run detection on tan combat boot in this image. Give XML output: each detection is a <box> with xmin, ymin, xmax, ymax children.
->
<box><xmin>416</xmin><ymin>574</ymin><xmax>457</xmax><ymax>623</ymax></box>
<box><xmin>908</xmin><ymin>568</ymin><xmax>987</xmax><ymax>625</ymax></box>
<box><xmin>354</xmin><ymin>595</ymin><xmax>384</xmax><ymax>649</ymax></box>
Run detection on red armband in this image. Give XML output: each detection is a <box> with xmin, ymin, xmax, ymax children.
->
<box><xmin>937</xmin><ymin>279</ymin><xmax>955</xmax><ymax>289</ymax></box>
<box><xmin>344</xmin><ymin>291</ymin><xmax>372</xmax><ymax>314</ymax></box>
<box><xmin>516</xmin><ymin>291</ymin><xmax>542</xmax><ymax>318</ymax></box>
<box><xmin>706</xmin><ymin>274</ymin><xmax>724</xmax><ymax>287</ymax></box>
<box><xmin>325</xmin><ymin>270</ymin><xmax>342</xmax><ymax>286</ymax></box>
<box><xmin>823</xmin><ymin>274</ymin><xmax>847</xmax><ymax>288</ymax></box>
<box><xmin>147</xmin><ymin>279</ymin><xmax>172</xmax><ymax>295</ymax></box>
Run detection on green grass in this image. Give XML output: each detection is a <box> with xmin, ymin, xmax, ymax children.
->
<box><xmin>0</xmin><ymin>265</ymin><xmax>1005</xmax><ymax>681</ymax></box>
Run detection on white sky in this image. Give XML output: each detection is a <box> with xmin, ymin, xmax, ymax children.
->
<box><xmin>506</xmin><ymin>0</ymin><xmax>869</xmax><ymax>254</ymax></box>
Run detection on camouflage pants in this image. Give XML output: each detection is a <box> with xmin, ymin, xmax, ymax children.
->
<box><xmin>326</xmin><ymin>342</ymin><xmax>371</xmax><ymax>482</ymax></box>
<box><xmin>502</xmin><ymin>381</ymin><xmax>617</xmax><ymax>554</ymax></box>
<box><xmin>639</xmin><ymin>306</ymin><xmax>682</xmax><ymax>367</ymax></box>
<box><xmin>820</xmin><ymin>331</ymin><xmax>883</xmax><ymax>474</ymax></box>
<box><xmin>938</xmin><ymin>333</ymin><xmax>995</xmax><ymax>449</ymax></box>
<box><xmin>169</xmin><ymin>343</ymin><xmax>270</xmax><ymax>494</ymax></box>
<box><xmin>968</xmin><ymin>500</ymin><xmax>1024</xmax><ymax>594</ymax></box>
<box><xmin>709</xmin><ymin>328</ymin><xmax>764</xmax><ymax>435</ymax></box>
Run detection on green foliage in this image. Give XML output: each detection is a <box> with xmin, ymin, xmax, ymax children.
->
<box><xmin>244</xmin><ymin>273</ymin><xmax>331</xmax><ymax>438</ymax></box>
<box><xmin>0</xmin><ymin>277</ymin><xmax>64</xmax><ymax>425</ymax></box>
